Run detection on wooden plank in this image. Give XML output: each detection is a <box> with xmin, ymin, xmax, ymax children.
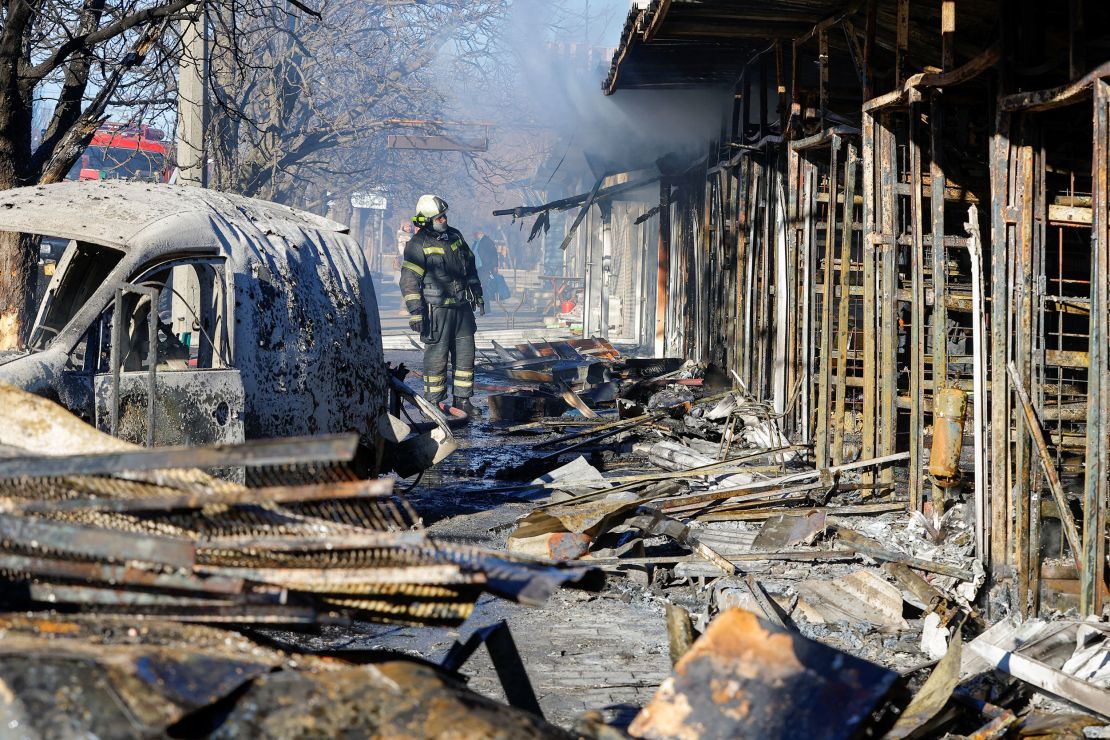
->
<box><xmin>1008</xmin><ymin>362</ymin><xmax>1085</xmax><ymax>580</ymax></box>
<box><xmin>1048</xmin><ymin>204</ymin><xmax>1093</xmax><ymax>225</ymax></box>
<box><xmin>968</xmin><ymin>639</ymin><xmax>1110</xmax><ymax>718</ymax></box>
<box><xmin>1045</xmin><ymin>349</ymin><xmax>1090</xmax><ymax>368</ymax></box>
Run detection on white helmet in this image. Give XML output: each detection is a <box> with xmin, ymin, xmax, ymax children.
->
<box><xmin>414</xmin><ymin>194</ymin><xmax>448</xmax><ymax>227</ymax></box>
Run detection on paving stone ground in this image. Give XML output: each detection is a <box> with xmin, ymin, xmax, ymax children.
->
<box><xmin>379</xmin><ymin>590</ymin><xmax>673</xmax><ymax>729</ymax></box>
<box><xmin>264</xmin><ymin>346</ymin><xmax>676</xmax><ymax>732</ymax></box>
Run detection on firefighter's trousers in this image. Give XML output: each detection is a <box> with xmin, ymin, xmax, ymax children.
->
<box><xmin>422</xmin><ymin>305</ymin><xmax>476</xmax><ymax>404</ymax></box>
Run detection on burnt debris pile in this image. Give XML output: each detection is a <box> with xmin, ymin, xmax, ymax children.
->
<box><xmin>481</xmin><ymin>344</ymin><xmax>1110</xmax><ymax>735</ymax></box>
<box><xmin>0</xmin><ymin>383</ymin><xmax>597</xmax><ymax>736</ymax></box>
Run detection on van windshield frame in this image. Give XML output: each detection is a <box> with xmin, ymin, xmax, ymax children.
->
<box><xmin>28</xmin><ymin>241</ymin><xmax>125</xmax><ymax>351</ymax></box>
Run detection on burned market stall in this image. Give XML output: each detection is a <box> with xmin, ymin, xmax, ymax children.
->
<box><xmin>475</xmin><ymin>1</ymin><xmax>1110</xmax><ymax>733</ymax></box>
<box><xmin>591</xmin><ymin>0</ymin><xmax>1110</xmax><ymax>619</ymax></box>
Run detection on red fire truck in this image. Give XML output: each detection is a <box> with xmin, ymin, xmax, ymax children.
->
<box><xmin>66</xmin><ymin>122</ymin><xmax>170</xmax><ymax>183</ymax></box>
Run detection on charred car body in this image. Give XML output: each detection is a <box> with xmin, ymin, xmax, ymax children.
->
<box><xmin>0</xmin><ymin>182</ymin><xmax>388</xmax><ymax>449</ymax></box>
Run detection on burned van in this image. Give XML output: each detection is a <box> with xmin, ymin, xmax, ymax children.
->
<box><xmin>0</xmin><ymin>181</ymin><xmax>387</xmax><ymax>448</ymax></box>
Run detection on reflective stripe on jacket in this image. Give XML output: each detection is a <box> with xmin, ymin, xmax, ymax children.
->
<box><xmin>399</xmin><ymin>226</ymin><xmax>483</xmax><ymax>314</ymax></box>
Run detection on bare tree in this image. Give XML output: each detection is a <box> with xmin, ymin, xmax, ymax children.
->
<box><xmin>207</xmin><ymin>0</ymin><xmax>507</xmax><ymax>205</ymax></box>
<box><xmin>0</xmin><ymin>0</ymin><xmax>213</xmax><ymax>347</ymax></box>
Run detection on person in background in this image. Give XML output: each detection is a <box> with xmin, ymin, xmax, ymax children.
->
<box><xmin>496</xmin><ymin>239</ymin><xmax>512</xmax><ymax>272</ymax></box>
<box><xmin>395</xmin><ymin>222</ymin><xmax>415</xmax><ymax>315</ymax></box>
<box><xmin>473</xmin><ymin>229</ymin><xmax>498</xmax><ymax>288</ymax></box>
<box><xmin>395</xmin><ymin>222</ymin><xmax>413</xmax><ymax>272</ymax></box>
<box><xmin>399</xmin><ymin>195</ymin><xmax>484</xmax><ymax>416</ymax></box>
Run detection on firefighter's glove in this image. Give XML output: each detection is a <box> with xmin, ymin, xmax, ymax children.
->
<box><xmin>477</xmin><ymin>299</ymin><xmax>486</xmax><ymax>317</ymax></box>
<box><xmin>408</xmin><ymin>314</ymin><xmax>425</xmax><ymax>336</ymax></box>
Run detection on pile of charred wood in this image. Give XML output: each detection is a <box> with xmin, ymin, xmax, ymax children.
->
<box><xmin>486</xmin><ymin>353</ymin><xmax>1110</xmax><ymax>736</ymax></box>
<box><xmin>0</xmin><ymin>383</ymin><xmax>600</xmax><ymax>736</ymax></box>
<box><xmin>0</xmin><ymin>384</ymin><xmax>595</xmax><ymax>627</ymax></box>
<box><xmin>470</xmin><ymin>337</ymin><xmax>671</xmax><ymax>422</ymax></box>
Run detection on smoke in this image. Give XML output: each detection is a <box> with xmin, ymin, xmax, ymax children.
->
<box><xmin>387</xmin><ymin>0</ymin><xmax>729</xmax><ymax>227</ymax></box>
<box><xmin>460</xmin><ymin>0</ymin><xmax>730</xmax><ymax>184</ymax></box>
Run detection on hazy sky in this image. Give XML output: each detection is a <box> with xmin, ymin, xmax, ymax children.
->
<box><xmin>547</xmin><ymin>0</ymin><xmax>632</xmax><ymax>48</ymax></box>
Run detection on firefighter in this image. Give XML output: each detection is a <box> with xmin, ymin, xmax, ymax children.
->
<box><xmin>400</xmin><ymin>194</ymin><xmax>484</xmax><ymax>415</ymax></box>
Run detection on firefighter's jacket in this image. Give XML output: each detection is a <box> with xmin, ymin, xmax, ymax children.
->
<box><xmin>400</xmin><ymin>226</ymin><xmax>483</xmax><ymax>319</ymax></box>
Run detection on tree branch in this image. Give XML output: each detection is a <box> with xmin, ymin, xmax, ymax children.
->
<box><xmin>26</xmin><ymin>0</ymin><xmax>194</xmax><ymax>82</ymax></box>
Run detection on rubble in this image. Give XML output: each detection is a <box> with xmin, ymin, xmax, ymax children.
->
<box><xmin>628</xmin><ymin>608</ymin><xmax>898</xmax><ymax>740</ymax></box>
<box><xmin>477</xmin><ymin>349</ymin><xmax>1110</xmax><ymax>736</ymax></box>
<box><xmin>0</xmin><ymin>385</ymin><xmax>603</xmax><ymax>734</ymax></box>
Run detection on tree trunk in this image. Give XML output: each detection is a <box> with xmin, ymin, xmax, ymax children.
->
<box><xmin>0</xmin><ymin>231</ymin><xmax>39</xmax><ymax>349</ymax></box>
<box><xmin>329</xmin><ymin>191</ymin><xmax>353</xmax><ymax>227</ymax></box>
<box><xmin>0</xmin><ymin>56</ymin><xmax>39</xmax><ymax>349</ymax></box>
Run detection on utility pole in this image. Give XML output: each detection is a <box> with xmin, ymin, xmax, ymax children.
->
<box><xmin>176</xmin><ymin>2</ymin><xmax>207</xmax><ymax>187</ymax></box>
<box><xmin>171</xmin><ymin>3</ymin><xmax>207</xmax><ymax>348</ymax></box>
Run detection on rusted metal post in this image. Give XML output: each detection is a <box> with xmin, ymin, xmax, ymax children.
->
<box><xmin>802</xmin><ymin>160</ymin><xmax>817</xmax><ymax>443</ymax></box>
<box><xmin>776</xmin><ymin>41</ymin><xmax>788</xmax><ymax>132</ymax></box>
<box><xmin>941</xmin><ymin>1</ymin><xmax>956</xmax><ymax>71</ymax></box>
<box><xmin>740</xmin><ymin>69</ymin><xmax>750</xmax><ymax>144</ymax></box>
<box><xmin>1014</xmin><ymin>119</ymin><xmax>1035</xmax><ymax>617</ymax></box>
<box><xmin>989</xmin><ymin>108</ymin><xmax>1013</xmax><ymax>586</ymax></box>
<box><xmin>760</xmin><ymin>159</ymin><xmax>775</xmax><ymax>397</ymax></box>
<box><xmin>655</xmin><ymin>178</ymin><xmax>671</xmax><ymax>356</ymax></box>
<box><xmin>701</xmin><ymin>171</ymin><xmax>714</xmax><ymax>362</ymax></box>
<box><xmin>599</xmin><ymin>201</ymin><xmax>613</xmax><ymax>340</ymax></box>
<box><xmin>930</xmin><ymin>87</ymin><xmax>949</xmax><ymax>510</ymax></box>
<box><xmin>737</xmin><ymin>161</ymin><xmax>751</xmax><ymax>387</ymax></box>
<box><xmin>819</xmin><ymin>31</ymin><xmax>829</xmax><ymax>130</ymax></box>
<box><xmin>816</xmin><ymin>136</ymin><xmax>842</xmax><ymax>469</ymax></box>
<box><xmin>861</xmin><ymin>114</ymin><xmax>878</xmax><ymax>485</ymax></box>
<box><xmin>863</xmin><ymin>0</ymin><xmax>877</xmax><ymax>100</ymax></box>
<box><xmin>1030</xmin><ymin>120</ymin><xmax>1047</xmax><ymax>616</ymax></box>
<box><xmin>743</xmin><ymin>164</ymin><xmax>762</xmax><ymax>388</ymax></box>
<box><xmin>895</xmin><ymin>0</ymin><xmax>909</xmax><ymax>87</ymax></box>
<box><xmin>110</xmin><ymin>289</ymin><xmax>123</xmax><ymax>438</ymax></box>
<box><xmin>832</xmin><ymin>141</ymin><xmax>859</xmax><ymax>465</ymax></box>
<box><xmin>879</xmin><ymin>113</ymin><xmax>898</xmax><ymax>488</ymax></box>
<box><xmin>1081</xmin><ymin>78</ymin><xmax>1110</xmax><ymax>616</ymax></box>
<box><xmin>144</xmin><ymin>287</ymin><xmax>158</xmax><ymax>447</ymax></box>
<box><xmin>1008</xmin><ymin>361</ymin><xmax>1083</xmax><ymax>573</ymax></box>
<box><xmin>790</xmin><ymin>41</ymin><xmax>800</xmax><ymax>126</ymax></box>
<box><xmin>756</xmin><ymin>161</ymin><xmax>771</xmax><ymax>395</ymax></box>
<box><xmin>773</xmin><ymin>169</ymin><xmax>790</xmax><ymax>414</ymax></box>
<box><xmin>736</xmin><ymin>162</ymin><xmax>750</xmax><ymax>384</ymax></box>
<box><xmin>909</xmin><ymin>92</ymin><xmax>926</xmax><ymax>512</ymax></box>
<box><xmin>965</xmin><ymin>205</ymin><xmax>990</xmax><ymax>560</ymax></box>
<box><xmin>582</xmin><ymin>206</ymin><xmax>595</xmax><ymax>338</ymax></box>
<box><xmin>760</xmin><ymin>55</ymin><xmax>769</xmax><ymax>141</ymax></box>
<box><xmin>787</xmin><ymin>144</ymin><xmax>802</xmax><ymax>433</ymax></box>
<box><xmin>1068</xmin><ymin>0</ymin><xmax>1084</xmax><ymax>82</ymax></box>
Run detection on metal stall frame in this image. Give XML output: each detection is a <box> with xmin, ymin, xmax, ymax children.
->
<box><xmin>994</xmin><ymin>62</ymin><xmax>1110</xmax><ymax>616</ymax></box>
